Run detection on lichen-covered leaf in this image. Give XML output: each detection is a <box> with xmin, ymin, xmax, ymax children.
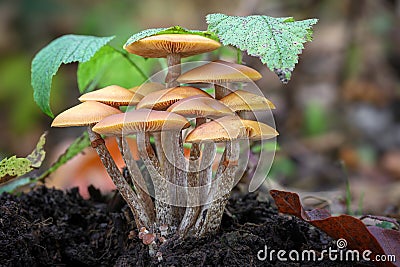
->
<box><xmin>26</xmin><ymin>132</ymin><xmax>47</xmax><ymax>168</ymax></box>
<box><xmin>0</xmin><ymin>156</ymin><xmax>32</xmax><ymax>179</ymax></box>
<box><xmin>31</xmin><ymin>35</ymin><xmax>115</xmax><ymax>117</ymax></box>
<box><xmin>0</xmin><ymin>132</ymin><xmax>47</xmax><ymax>185</ymax></box>
<box><xmin>0</xmin><ymin>132</ymin><xmax>90</xmax><ymax>193</ymax></box>
<box><xmin>206</xmin><ymin>13</ymin><xmax>318</xmax><ymax>83</ymax></box>
<box><xmin>124</xmin><ymin>26</ymin><xmax>219</xmax><ymax>48</ymax></box>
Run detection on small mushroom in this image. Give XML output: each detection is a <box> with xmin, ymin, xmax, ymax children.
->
<box><xmin>166</xmin><ymin>96</ymin><xmax>234</xmax><ymax>236</ymax></box>
<box><xmin>167</xmin><ymin>96</ymin><xmax>231</xmax><ymax>185</ymax></box>
<box><xmin>79</xmin><ymin>85</ymin><xmax>142</xmax><ymax>107</ymax></box>
<box><xmin>51</xmin><ymin>101</ymin><xmax>121</xmax><ymax>127</ymax></box>
<box><xmin>176</xmin><ymin>62</ymin><xmax>264</xmax><ymax>234</ymax></box>
<box><xmin>142</xmin><ymin>233</ymin><xmax>156</xmax><ymax>245</ymax></box>
<box><xmin>185</xmin><ymin>116</ymin><xmax>278</xmax><ymax>143</ymax></box>
<box><xmin>219</xmin><ymin>90</ymin><xmax>275</xmax><ymax>112</ymax></box>
<box><xmin>79</xmin><ymin>86</ymin><xmax>155</xmax><ymax>221</ymax></box>
<box><xmin>166</xmin><ymin>95</ymin><xmax>233</xmax><ymax>119</ymax></box>
<box><xmin>124</xmin><ymin>34</ymin><xmax>221</xmax><ymax>87</ymax></box>
<box><xmin>51</xmin><ymin>101</ymin><xmax>151</xmax><ymax>229</ymax></box>
<box><xmin>185</xmin><ymin>115</ymin><xmax>278</xmax><ymax>235</ymax></box>
<box><xmin>93</xmin><ymin>109</ymin><xmax>190</xmax><ymax>135</ymax></box>
<box><xmin>93</xmin><ymin>109</ymin><xmax>190</xmax><ymax>227</ymax></box>
<box><xmin>177</xmin><ymin>60</ymin><xmax>262</xmax><ymax>99</ymax></box>
<box><xmin>136</xmin><ymin>88</ymin><xmax>212</xmax><ymax>225</ymax></box>
<box><xmin>136</xmin><ymin>86</ymin><xmax>211</xmax><ymax>110</ymax></box>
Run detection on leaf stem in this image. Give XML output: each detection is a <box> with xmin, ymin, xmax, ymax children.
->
<box><xmin>236</xmin><ymin>48</ymin><xmax>242</xmax><ymax>65</ymax></box>
<box><xmin>111</xmin><ymin>47</ymin><xmax>149</xmax><ymax>80</ymax></box>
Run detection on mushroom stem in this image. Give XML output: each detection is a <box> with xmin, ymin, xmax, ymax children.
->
<box><xmin>161</xmin><ymin>130</ymin><xmax>187</xmax><ymax>227</ymax></box>
<box><xmin>190</xmin><ymin>141</ymin><xmax>216</xmax><ymax>235</ymax></box>
<box><xmin>179</xmin><ymin>117</ymin><xmax>206</xmax><ymax>236</ymax></box>
<box><xmin>197</xmin><ymin>140</ymin><xmax>240</xmax><ymax>236</ymax></box>
<box><xmin>199</xmin><ymin>142</ymin><xmax>216</xmax><ymax>200</ymax></box>
<box><xmin>87</xmin><ymin>126</ymin><xmax>151</xmax><ymax>229</ymax></box>
<box><xmin>152</xmin><ymin>132</ymin><xmax>165</xmax><ymax>169</ymax></box>
<box><xmin>165</xmin><ymin>53</ymin><xmax>187</xmax><ymax>228</ymax></box>
<box><xmin>136</xmin><ymin>131</ymin><xmax>174</xmax><ymax>230</ymax></box>
<box><xmin>116</xmin><ymin>136</ymin><xmax>156</xmax><ymax>224</ymax></box>
<box><xmin>237</xmin><ymin>110</ymin><xmax>250</xmax><ymax>120</ymax></box>
<box><xmin>214</xmin><ymin>82</ymin><xmax>230</xmax><ymax>100</ymax></box>
<box><xmin>166</xmin><ymin>53</ymin><xmax>181</xmax><ymax>87</ymax></box>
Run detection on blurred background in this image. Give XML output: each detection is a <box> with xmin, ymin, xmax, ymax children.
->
<box><xmin>0</xmin><ymin>0</ymin><xmax>399</xmax><ymax>215</ymax></box>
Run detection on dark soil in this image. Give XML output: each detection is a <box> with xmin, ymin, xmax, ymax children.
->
<box><xmin>0</xmin><ymin>186</ymin><xmax>370</xmax><ymax>266</ymax></box>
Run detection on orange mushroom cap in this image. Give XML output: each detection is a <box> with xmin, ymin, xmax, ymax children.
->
<box><xmin>51</xmin><ymin>101</ymin><xmax>122</xmax><ymax>127</ymax></box>
<box><xmin>92</xmin><ymin>109</ymin><xmax>190</xmax><ymax>136</ymax></box>
<box><xmin>167</xmin><ymin>95</ymin><xmax>234</xmax><ymax>118</ymax></box>
<box><xmin>124</xmin><ymin>34</ymin><xmax>221</xmax><ymax>58</ymax></box>
<box><xmin>220</xmin><ymin>90</ymin><xmax>275</xmax><ymax>111</ymax></box>
<box><xmin>79</xmin><ymin>85</ymin><xmax>142</xmax><ymax>106</ymax></box>
<box><xmin>185</xmin><ymin>116</ymin><xmax>278</xmax><ymax>143</ymax></box>
<box><xmin>177</xmin><ymin>60</ymin><xmax>262</xmax><ymax>84</ymax></box>
<box><xmin>136</xmin><ymin>86</ymin><xmax>211</xmax><ymax>110</ymax></box>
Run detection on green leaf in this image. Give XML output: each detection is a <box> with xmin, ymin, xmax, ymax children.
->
<box><xmin>206</xmin><ymin>13</ymin><xmax>318</xmax><ymax>83</ymax></box>
<box><xmin>124</xmin><ymin>26</ymin><xmax>219</xmax><ymax>48</ymax></box>
<box><xmin>77</xmin><ymin>46</ymin><xmax>151</xmax><ymax>93</ymax></box>
<box><xmin>31</xmin><ymin>34</ymin><xmax>115</xmax><ymax>117</ymax></box>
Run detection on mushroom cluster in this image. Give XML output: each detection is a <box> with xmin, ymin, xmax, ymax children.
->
<box><xmin>51</xmin><ymin>32</ymin><xmax>278</xmax><ymax>245</ymax></box>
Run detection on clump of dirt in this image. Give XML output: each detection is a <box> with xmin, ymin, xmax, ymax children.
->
<box><xmin>0</xmin><ymin>186</ymin><xmax>368</xmax><ymax>266</ymax></box>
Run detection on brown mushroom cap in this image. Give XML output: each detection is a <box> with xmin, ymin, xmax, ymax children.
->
<box><xmin>136</xmin><ymin>86</ymin><xmax>211</xmax><ymax>110</ymax></box>
<box><xmin>167</xmin><ymin>95</ymin><xmax>234</xmax><ymax>118</ymax></box>
<box><xmin>92</xmin><ymin>109</ymin><xmax>190</xmax><ymax>136</ymax></box>
<box><xmin>124</xmin><ymin>34</ymin><xmax>221</xmax><ymax>58</ymax></box>
<box><xmin>51</xmin><ymin>101</ymin><xmax>122</xmax><ymax>127</ymax></box>
<box><xmin>185</xmin><ymin>116</ymin><xmax>278</xmax><ymax>143</ymax></box>
<box><xmin>242</xmin><ymin>120</ymin><xmax>279</xmax><ymax>140</ymax></box>
<box><xmin>79</xmin><ymin>85</ymin><xmax>143</xmax><ymax>106</ymax></box>
<box><xmin>129</xmin><ymin>82</ymin><xmax>165</xmax><ymax>96</ymax></box>
<box><xmin>177</xmin><ymin>60</ymin><xmax>262</xmax><ymax>84</ymax></box>
<box><xmin>220</xmin><ymin>90</ymin><xmax>275</xmax><ymax>111</ymax></box>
